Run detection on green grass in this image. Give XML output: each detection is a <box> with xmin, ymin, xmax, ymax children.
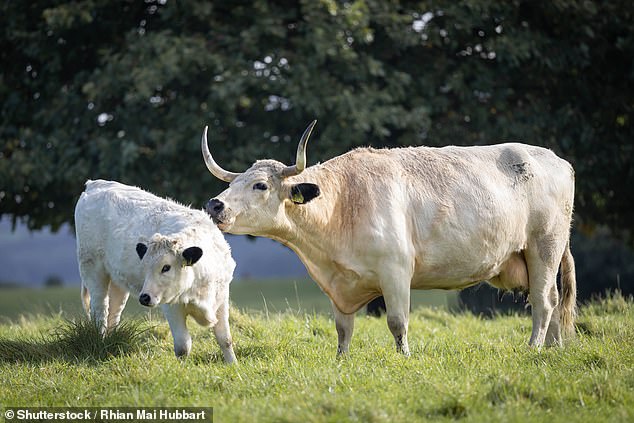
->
<box><xmin>0</xmin><ymin>289</ymin><xmax>632</xmax><ymax>422</ymax></box>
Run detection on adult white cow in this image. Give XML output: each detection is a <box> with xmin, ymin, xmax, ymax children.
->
<box><xmin>202</xmin><ymin>122</ymin><xmax>577</xmax><ymax>356</ymax></box>
<box><xmin>75</xmin><ymin>179</ymin><xmax>236</xmax><ymax>362</ymax></box>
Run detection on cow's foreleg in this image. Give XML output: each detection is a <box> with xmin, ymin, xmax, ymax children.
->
<box><xmin>106</xmin><ymin>283</ymin><xmax>129</xmax><ymax>332</ymax></box>
<box><xmin>213</xmin><ymin>301</ymin><xmax>236</xmax><ymax>364</ymax></box>
<box><xmin>383</xmin><ymin>287</ymin><xmax>411</xmax><ymax>356</ymax></box>
<box><xmin>162</xmin><ymin>304</ymin><xmax>192</xmax><ymax>358</ymax></box>
<box><xmin>331</xmin><ymin>301</ymin><xmax>355</xmax><ymax>356</ymax></box>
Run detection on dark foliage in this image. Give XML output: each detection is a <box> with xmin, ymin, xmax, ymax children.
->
<box><xmin>1</xmin><ymin>1</ymin><xmax>632</xmax><ymax>237</ymax></box>
<box><xmin>1</xmin><ymin>1</ymin><xmax>632</xmax><ymax>305</ymax></box>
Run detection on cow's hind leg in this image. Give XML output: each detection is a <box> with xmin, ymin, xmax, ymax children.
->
<box><xmin>545</xmin><ymin>284</ymin><xmax>562</xmax><ymax>346</ymax></box>
<box><xmin>106</xmin><ymin>283</ymin><xmax>129</xmax><ymax>332</ymax></box>
<box><xmin>331</xmin><ymin>301</ymin><xmax>355</xmax><ymax>356</ymax></box>
<box><xmin>526</xmin><ymin>237</ymin><xmax>565</xmax><ymax>348</ymax></box>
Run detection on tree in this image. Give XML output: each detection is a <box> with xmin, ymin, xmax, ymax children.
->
<box><xmin>1</xmin><ymin>0</ymin><xmax>632</xmax><ymax>244</ymax></box>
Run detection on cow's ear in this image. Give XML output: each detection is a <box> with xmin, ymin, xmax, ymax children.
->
<box><xmin>136</xmin><ymin>243</ymin><xmax>148</xmax><ymax>260</ymax></box>
<box><xmin>290</xmin><ymin>183</ymin><xmax>320</xmax><ymax>204</ymax></box>
<box><xmin>182</xmin><ymin>247</ymin><xmax>203</xmax><ymax>266</ymax></box>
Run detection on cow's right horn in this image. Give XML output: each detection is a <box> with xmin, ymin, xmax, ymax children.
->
<box><xmin>201</xmin><ymin>126</ymin><xmax>241</xmax><ymax>183</ymax></box>
<box><xmin>282</xmin><ymin>120</ymin><xmax>317</xmax><ymax>178</ymax></box>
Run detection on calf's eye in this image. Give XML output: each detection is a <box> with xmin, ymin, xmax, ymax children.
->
<box><xmin>161</xmin><ymin>265</ymin><xmax>171</xmax><ymax>273</ymax></box>
<box><xmin>253</xmin><ymin>182</ymin><xmax>268</xmax><ymax>191</ymax></box>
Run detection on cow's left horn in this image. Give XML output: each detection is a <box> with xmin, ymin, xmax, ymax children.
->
<box><xmin>282</xmin><ymin>120</ymin><xmax>317</xmax><ymax>178</ymax></box>
<box><xmin>201</xmin><ymin>126</ymin><xmax>241</xmax><ymax>183</ymax></box>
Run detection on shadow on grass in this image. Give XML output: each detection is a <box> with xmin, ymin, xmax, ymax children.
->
<box><xmin>0</xmin><ymin>319</ymin><xmax>149</xmax><ymax>364</ymax></box>
<box><xmin>424</xmin><ymin>397</ymin><xmax>469</xmax><ymax>420</ymax></box>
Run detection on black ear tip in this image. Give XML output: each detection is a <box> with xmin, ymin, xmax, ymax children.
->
<box><xmin>183</xmin><ymin>246</ymin><xmax>203</xmax><ymax>266</ymax></box>
<box><xmin>291</xmin><ymin>183</ymin><xmax>321</xmax><ymax>204</ymax></box>
<box><xmin>136</xmin><ymin>243</ymin><xmax>148</xmax><ymax>259</ymax></box>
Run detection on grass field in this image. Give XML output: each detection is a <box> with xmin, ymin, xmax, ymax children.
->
<box><xmin>0</xmin><ymin>279</ymin><xmax>458</xmax><ymax>321</ymax></box>
<box><xmin>0</xmin><ymin>285</ymin><xmax>632</xmax><ymax>422</ymax></box>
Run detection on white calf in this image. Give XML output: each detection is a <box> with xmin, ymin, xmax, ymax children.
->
<box><xmin>75</xmin><ymin>179</ymin><xmax>236</xmax><ymax>362</ymax></box>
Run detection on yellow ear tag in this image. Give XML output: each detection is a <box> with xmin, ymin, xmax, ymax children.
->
<box><xmin>291</xmin><ymin>191</ymin><xmax>304</xmax><ymax>204</ymax></box>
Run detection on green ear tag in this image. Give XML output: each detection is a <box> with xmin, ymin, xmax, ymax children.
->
<box><xmin>291</xmin><ymin>191</ymin><xmax>304</xmax><ymax>204</ymax></box>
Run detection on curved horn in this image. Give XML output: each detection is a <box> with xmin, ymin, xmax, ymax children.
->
<box><xmin>282</xmin><ymin>120</ymin><xmax>317</xmax><ymax>178</ymax></box>
<box><xmin>201</xmin><ymin>126</ymin><xmax>241</xmax><ymax>183</ymax></box>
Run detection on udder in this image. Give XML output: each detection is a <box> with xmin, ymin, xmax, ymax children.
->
<box><xmin>488</xmin><ymin>251</ymin><xmax>529</xmax><ymax>291</ymax></box>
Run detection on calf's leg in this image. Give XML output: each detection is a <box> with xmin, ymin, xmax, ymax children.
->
<box><xmin>106</xmin><ymin>283</ymin><xmax>129</xmax><ymax>331</ymax></box>
<box><xmin>80</xmin><ymin>263</ymin><xmax>110</xmax><ymax>337</ymax></box>
<box><xmin>162</xmin><ymin>304</ymin><xmax>192</xmax><ymax>358</ymax></box>
<box><xmin>213</xmin><ymin>301</ymin><xmax>236</xmax><ymax>364</ymax></box>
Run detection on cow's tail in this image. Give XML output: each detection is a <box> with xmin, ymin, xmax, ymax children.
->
<box><xmin>559</xmin><ymin>240</ymin><xmax>577</xmax><ymax>338</ymax></box>
<box><xmin>81</xmin><ymin>282</ymin><xmax>90</xmax><ymax>317</ymax></box>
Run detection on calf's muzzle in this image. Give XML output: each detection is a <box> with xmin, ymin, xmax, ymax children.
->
<box><xmin>139</xmin><ymin>293</ymin><xmax>152</xmax><ymax>307</ymax></box>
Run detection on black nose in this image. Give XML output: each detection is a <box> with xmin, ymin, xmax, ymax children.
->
<box><xmin>139</xmin><ymin>293</ymin><xmax>151</xmax><ymax>306</ymax></box>
<box><xmin>205</xmin><ymin>198</ymin><xmax>224</xmax><ymax>217</ymax></box>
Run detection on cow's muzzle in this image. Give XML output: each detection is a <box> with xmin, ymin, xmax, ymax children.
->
<box><xmin>205</xmin><ymin>198</ymin><xmax>225</xmax><ymax>222</ymax></box>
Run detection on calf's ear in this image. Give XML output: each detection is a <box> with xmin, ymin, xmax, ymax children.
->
<box><xmin>182</xmin><ymin>247</ymin><xmax>203</xmax><ymax>266</ymax></box>
<box><xmin>136</xmin><ymin>243</ymin><xmax>148</xmax><ymax>260</ymax></box>
<box><xmin>290</xmin><ymin>183</ymin><xmax>320</xmax><ymax>204</ymax></box>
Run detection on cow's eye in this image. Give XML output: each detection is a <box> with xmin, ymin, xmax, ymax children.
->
<box><xmin>161</xmin><ymin>265</ymin><xmax>171</xmax><ymax>273</ymax></box>
<box><xmin>253</xmin><ymin>182</ymin><xmax>268</xmax><ymax>191</ymax></box>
